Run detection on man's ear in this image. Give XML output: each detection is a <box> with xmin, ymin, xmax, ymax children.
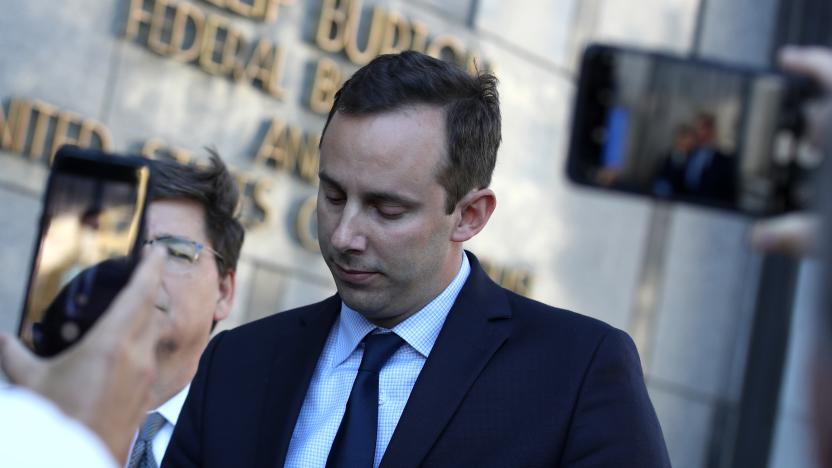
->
<box><xmin>214</xmin><ymin>269</ymin><xmax>236</xmax><ymax>322</ymax></box>
<box><xmin>451</xmin><ymin>188</ymin><xmax>496</xmax><ymax>242</ymax></box>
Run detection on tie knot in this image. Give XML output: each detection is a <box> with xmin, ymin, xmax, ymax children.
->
<box><xmin>137</xmin><ymin>411</ymin><xmax>166</xmax><ymax>444</ymax></box>
<box><xmin>359</xmin><ymin>332</ymin><xmax>404</xmax><ymax>373</ymax></box>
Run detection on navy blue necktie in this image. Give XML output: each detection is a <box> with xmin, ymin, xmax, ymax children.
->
<box><xmin>326</xmin><ymin>332</ymin><xmax>405</xmax><ymax>468</ymax></box>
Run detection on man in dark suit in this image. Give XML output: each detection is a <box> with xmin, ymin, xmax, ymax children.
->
<box><xmin>652</xmin><ymin>124</ymin><xmax>696</xmax><ymax>197</ymax></box>
<box><xmin>163</xmin><ymin>51</ymin><xmax>671</xmax><ymax>468</ymax></box>
<box><xmin>682</xmin><ymin>113</ymin><xmax>737</xmax><ymax>204</ymax></box>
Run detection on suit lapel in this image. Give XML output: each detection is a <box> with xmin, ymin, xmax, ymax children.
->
<box><xmin>254</xmin><ymin>295</ymin><xmax>340</xmax><ymax>468</ymax></box>
<box><xmin>380</xmin><ymin>252</ymin><xmax>513</xmax><ymax>468</ymax></box>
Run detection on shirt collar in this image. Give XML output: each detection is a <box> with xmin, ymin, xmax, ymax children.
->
<box><xmin>332</xmin><ymin>252</ymin><xmax>471</xmax><ymax>365</ymax></box>
<box><xmin>151</xmin><ymin>384</ymin><xmax>190</xmax><ymax>425</ymax></box>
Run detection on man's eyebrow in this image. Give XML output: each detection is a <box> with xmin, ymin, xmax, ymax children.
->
<box><xmin>365</xmin><ymin>191</ymin><xmax>419</xmax><ymax>207</ymax></box>
<box><xmin>318</xmin><ymin>172</ymin><xmax>343</xmax><ymax>190</ymax></box>
<box><xmin>319</xmin><ymin>172</ymin><xmax>419</xmax><ymax>207</ymax></box>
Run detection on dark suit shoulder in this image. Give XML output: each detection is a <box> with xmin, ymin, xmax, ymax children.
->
<box><xmin>219</xmin><ymin>294</ymin><xmax>338</xmax><ymax>342</ymax></box>
<box><xmin>497</xmin><ymin>288</ymin><xmax>639</xmax><ymax>384</ymax></box>
<box><xmin>497</xmin><ymin>290</ymin><xmax>669</xmax><ymax>466</ymax></box>
<box><xmin>503</xmin><ymin>288</ymin><xmax>619</xmax><ymax>343</ymax></box>
<box><xmin>198</xmin><ymin>295</ymin><xmax>339</xmax><ymax>379</ymax></box>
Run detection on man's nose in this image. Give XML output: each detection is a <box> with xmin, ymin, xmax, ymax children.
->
<box><xmin>330</xmin><ymin>207</ymin><xmax>367</xmax><ymax>253</ymax></box>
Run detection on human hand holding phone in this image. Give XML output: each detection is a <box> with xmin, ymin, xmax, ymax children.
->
<box><xmin>751</xmin><ymin>46</ymin><xmax>832</xmax><ymax>256</ymax></box>
<box><xmin>0</xmin><ymin>246</ymin><xmax>167</xmax><ymax>464</ymax></box>
<box><xmin>18</xmin><ymin>146</ymin><xmax>152</xmax><ymax>357</ymax></box>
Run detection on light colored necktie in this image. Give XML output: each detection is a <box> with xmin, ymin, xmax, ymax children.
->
<box><xmin>127</xmin><ymin>412</ymin><xmax>166</xmax><ymax>468</ymax></box>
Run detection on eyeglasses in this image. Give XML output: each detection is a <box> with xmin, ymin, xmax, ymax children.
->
<box><xmin>144</xmin><ymin>235</ymin><xmax>223</xmax><ymax>273</ymax></box>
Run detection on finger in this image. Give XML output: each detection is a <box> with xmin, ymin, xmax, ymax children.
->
<box><xmin>750</xmin><ymin>213</ymin><xmax>818</xmax><ymax>257</ymax></box>
<box><xmin>0</xmin><ymin>333</ymin><xmax>42</xmax><ymax>387</ymax></box>
<box><xmin>804</xmin><ymin>98</ymin><xmax>832</xmax><ymax>146</ymax></box>
<box><xmin>92</xmin><ymin>246</ymin><xmax>166</xmax><ymax>338</ymax></box>
<box><xmin>778</xmin><ymin>46</ymin><xmax>832</xmax><ymax>90</ymax></box>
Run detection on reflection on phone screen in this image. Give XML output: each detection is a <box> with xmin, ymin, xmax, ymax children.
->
<box><xmin>21</xmin><ymin>170</ymin><xmax>146</xmax><ymax>356</ymax></box>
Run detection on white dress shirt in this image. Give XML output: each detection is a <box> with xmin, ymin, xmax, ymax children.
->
<box><xmin>125</xmin><ymin>384</ymin><xmax>189</xmax><ymax>466</ymax></box>
<box><xmin>285</xmin><ymin>253</ymin><xmax>470</xmax><ymax>468</ymax></box>
<box><xmin>2</xmin><ymin>385</ymin><xmax>115</xmax><ymax>468</ymax></box>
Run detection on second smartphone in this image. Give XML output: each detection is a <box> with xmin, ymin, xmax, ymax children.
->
<box><xmin>567</xmin><ymin>43</ymin><xmax>821</xmax><ymax>215</ymax></box>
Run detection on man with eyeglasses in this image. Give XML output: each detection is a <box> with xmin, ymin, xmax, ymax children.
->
<box><xmin>127</xmin><ymin>152</ymin><xmax>244</xmax><ymax>468</ymax></box>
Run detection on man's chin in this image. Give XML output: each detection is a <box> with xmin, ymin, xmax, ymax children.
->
<box><xmin>338</xmin><ymin>291</ymin><xmax>413</xmax><ymax>326</ymax></box>
<box><xmin>338</xmin><ymin>289</ymin><xmax>384</xmax><ymax>315</ymax></box>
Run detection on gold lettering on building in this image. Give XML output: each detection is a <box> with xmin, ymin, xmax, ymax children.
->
<box><xmin>141</xmin><ymin>138</ymin><xmax>194</xmax><ymax>164</ymax></box>
<box><xmin>315</xmin><ymin>0</ymin><xmax>347</xmax><ymax>53</ymax></box>
<box><xmin>10</xmin><ymin>100</ymin><xmax>32</xmax><ymax>154</ymax></box>
<box><xmin>125</xmin><ymin>0</ymin><xmax>287</xmax><ymax>99</ymax></box>
<box><xmin>343</xmin><ymin>5</ymin><xmax>385</xmax><ymax>65</ymax></box>
<box><xmin>51</xmin><ymin>110</ymin><xmax>91</xmax><ymax>160</ymax></box>
<box><xmin>146</xmin><ymin>0</ymin><xmax>176</xmax><ymax>55</ymax></box>
<box><xmin>199</xmin><ymin>14</ymin><xmax>242</xmax><ymax>76</ymax></box>
<box><xmin>0</xmin><ymin>98</ymin><xmax>111</xmax><ymax>163</ymax></box>
<box><xmin>379</xmin><ymin>11</ymin><xmax>411</xmax><ymax>55</ymax></box>
<box><xmin>255</xmin><ymin>119</ymin><xmax>320</xmax><ymax>186</ymax></box>
<box><xmin>28</xmin><ymin>101</ymin><xmax>58</xmax><ymax>162</ymax></box>
<box><xmin>238</xmin><ymin>39</ymin><xmax>286</xmax><ymax>99</ymax></box>
<box><xmin>295</xmin><ymin>194</ymin><xmax>320</xmax><ymax>252</ymax></box>
<box><xmin>309</xmin><ymin>57</ymin><xmax>344</xmax><ymax>115</ymax></box>
<box><xmin>315</xmin><ymin>0</ymin><xmax>492</xmax><ymax>71</ymax></box>
<box><xmin>200</xmin><ymin>0</ymin><xmax>291</xmax><ymax>23</ymax></box>
<box><xmin>234</xmin><ymin>171</ymin><xmax>273</xmax><ymax>227</ymax></box>
<box><xmin>410</xmin><ymin>20</ymin><xmax>430</xmax><ymax>54</ymax></box>
<box><xmin>0</xmin><ymin>99</ymin><xmax>16</xmax><ymax>149</ymax></box>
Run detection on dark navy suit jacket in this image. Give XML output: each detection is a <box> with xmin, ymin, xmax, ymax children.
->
<box><xmin>162</xmin><ymin>252</ymin><xmax>671</xmax><ymax>467</ymax></box>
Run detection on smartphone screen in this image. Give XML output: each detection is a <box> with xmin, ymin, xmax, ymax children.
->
<box><xmin>18</xmin><ymin>147</ymin><xmax>150</xmax><ymax>356</ymax></box>
<box><xmin>568</xmin><ymin>44</ymin><xmax>820</xmax><ymax>215</ymax></box>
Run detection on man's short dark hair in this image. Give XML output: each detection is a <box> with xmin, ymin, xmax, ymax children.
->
<box><xmin>696</xmin><ymin>112</ymin><xmax>716</xmax><ymax>129</ymax></box>
<box><xmin>150</xmin><ymin>151</ymin><xmax>244</xmax><ymax>277</ymax></box>
<box><xmin>321</xmin><ymin>51</ymin><xmax>501</xmax><ymax>214</ymax></box>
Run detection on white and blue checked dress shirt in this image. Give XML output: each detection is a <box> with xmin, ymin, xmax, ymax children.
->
<box><xmin>284</xmin><ymin>253</ymin><xmax>471</xmax><ymax>468</ymax></box>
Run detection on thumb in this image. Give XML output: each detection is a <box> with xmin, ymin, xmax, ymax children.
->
<box><xmin>0</xmin><ymin>333</ymin><xmax>42</xmax><ymax>387</ymax></box>
<box><xmin>750</xmin><ymin>213</ymin><xmax>818</xmax><ymax>257</ymax></box>
<box><xmin>779</xmin><ymin>46</ymin><xmax>832</xmax><ymax>90</ymax></box>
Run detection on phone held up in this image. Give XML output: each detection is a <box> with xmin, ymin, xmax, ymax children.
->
<box><xmin>17</xmin><ymin>145</ymin><xmax>152</xmax><ymax>357</ymax></box>
<box><xmin>567</xmin><ymin>43</ymin><xmax>823</xmax><ymax>216</ymax></box>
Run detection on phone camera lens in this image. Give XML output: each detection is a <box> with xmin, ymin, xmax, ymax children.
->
<box><xmin>60</xmin><ymin>322</ymin><xmax>80</xmax><ymax>342</ymax></box>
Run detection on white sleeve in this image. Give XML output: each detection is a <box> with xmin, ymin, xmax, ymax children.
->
<box><xmin>0</xmin><ymin>385</ymin><xmax>116</xmax><ymax>468</ymax></box>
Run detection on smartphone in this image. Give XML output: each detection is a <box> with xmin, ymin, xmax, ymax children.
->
<box><xmin>567</xmin><ymin>43</ymin><xmax>822</xmax><ymax>215</ymax></box>
<box><xmin>17</xmin><ymin>145</ymin><xmax>151</xmax><ymax>357</ymax></box>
